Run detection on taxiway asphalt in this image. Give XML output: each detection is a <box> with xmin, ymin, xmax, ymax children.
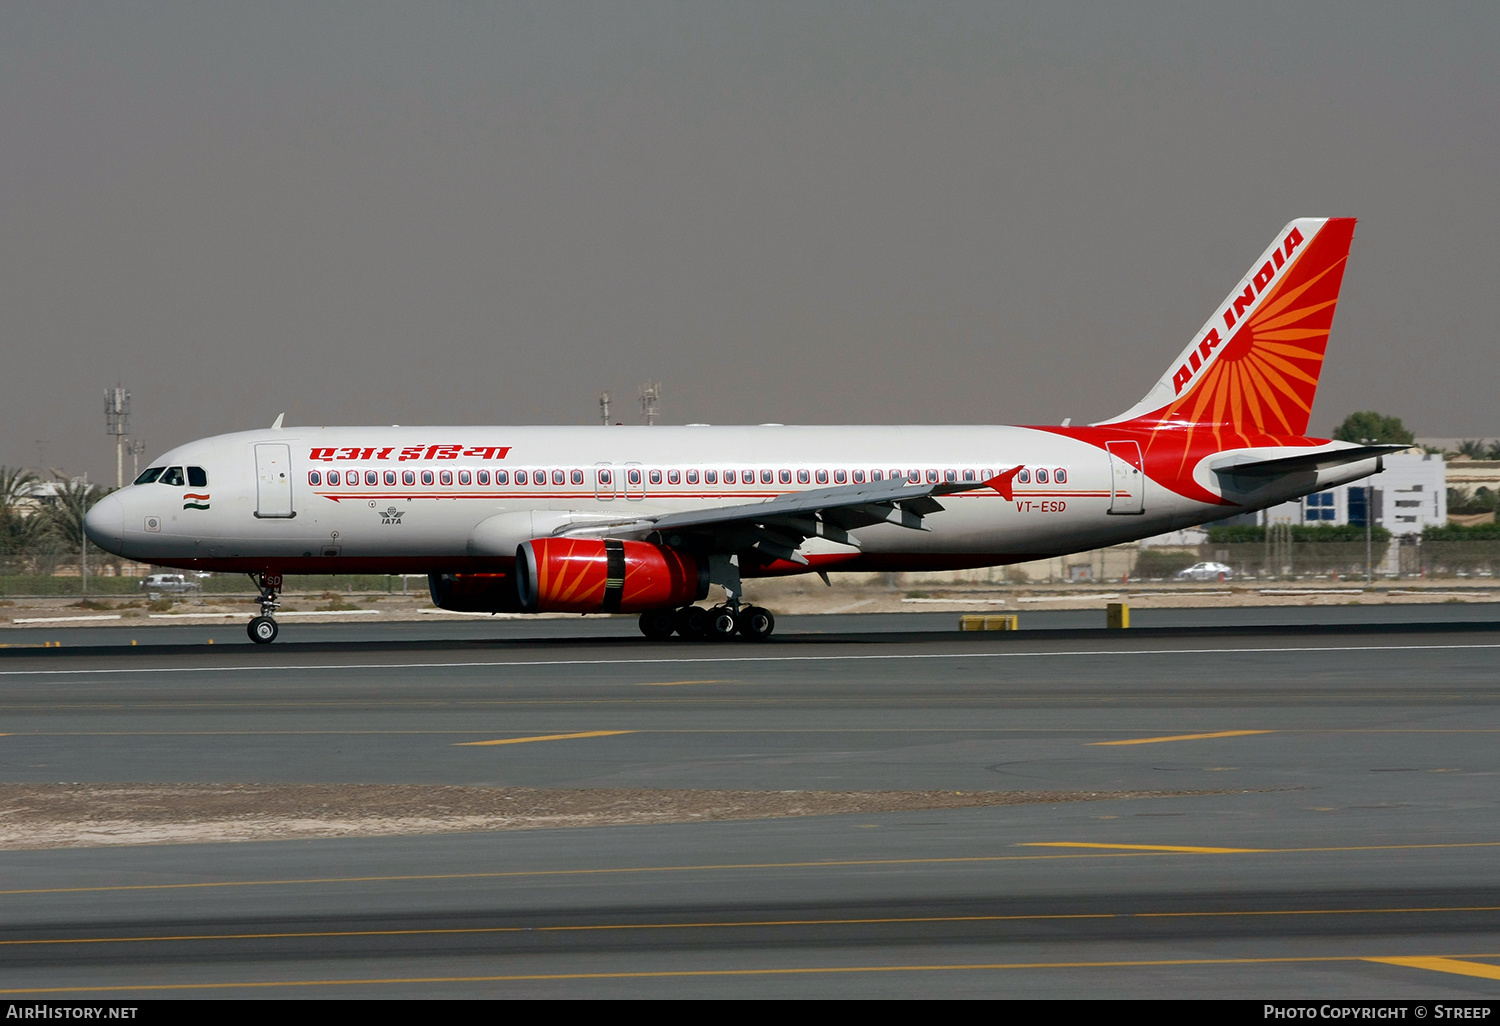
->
<box><xmin>2</xmin><ymin>611</ymin><xmax>1500</xmax><ymax>997</ymax></box>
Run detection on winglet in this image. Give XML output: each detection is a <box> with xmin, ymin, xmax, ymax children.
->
<box><xmin>270</xmin><ymin>413</ymin><xmax>285</xmax><ymax>430</ymax></box>
<box><xmin>983</xmin><ymin>466</ymin><xmax>1025</xmax><ymax>502</ymax></box>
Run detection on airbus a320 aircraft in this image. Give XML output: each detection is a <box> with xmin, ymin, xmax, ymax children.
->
<box><xmin>85</xmin><ymin>217</ymin><xmax>1399</xmax><ymax>644</ymax></box>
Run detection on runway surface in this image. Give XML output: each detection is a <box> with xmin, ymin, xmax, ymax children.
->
<box><xmin>3</xmin><ymin>610</ymin><xmax>1500</xmax><ymax>997</ymax></box>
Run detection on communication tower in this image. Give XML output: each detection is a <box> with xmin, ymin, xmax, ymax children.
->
<box><xmin>104</xmin><ymin>386</ymin><xmax>131</xmax><ymax>489</ymax></box>
<box><xmin>599</xmin><ymin>391</ymin><xmax>611</xmax><ymax>426</ymax></box>
<box><xmin>127</xmin><ymin>439</ymin><xmax>147</xmax><ymax>480</ymax></box>
<box><xmin>638</xmin><ymin>381</ymin><xmax>661</xmax><ymax>426</ymax></box>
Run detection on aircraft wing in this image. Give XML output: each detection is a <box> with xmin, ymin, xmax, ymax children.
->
<box><xmin>562</xmin><ymin>467</ymin><xmax>1023</xmax><ymax>565</ymax></box>
<box><xmin>1210</xmin><ymin>444</ymin><xmax>1410</xmax><ymax>480</ymax></box>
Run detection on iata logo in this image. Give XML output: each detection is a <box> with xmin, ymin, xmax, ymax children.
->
<box><xmin>1171</xmin><ymin>226</ymin><xmax>1306</xmax><ymax>395</ymax></box>
<box><xmin>378</xmin><ymin>506</ymin><xmax>405</xmax><ymax>525</ymax></box>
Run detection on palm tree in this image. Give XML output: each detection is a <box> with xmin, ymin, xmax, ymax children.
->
<box><xmin>0</xmin><ymin>466</ymin><xmax>38</xmax><ymax>513</ymax></box>
<box><xmin>45</xmin><ymin>476</ymin><xmax>110</xmax><ymax>555</ymax></box>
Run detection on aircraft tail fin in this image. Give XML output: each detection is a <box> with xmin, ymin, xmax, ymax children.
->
<box><xmin>1097</xmin><ymin>217</ymin><xmax>1356</xmax><ymax>437</ymax></box>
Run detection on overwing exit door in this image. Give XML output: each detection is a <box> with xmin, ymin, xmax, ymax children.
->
<box><xmin>1105</xmin><ymin>440</ymin><xmax>1145</xmax><ymax>515</ymax></box>
<box><xmin>254</xmin><ymin>443</ymin><xmax>296</xmax><ymax>518</ymax></box>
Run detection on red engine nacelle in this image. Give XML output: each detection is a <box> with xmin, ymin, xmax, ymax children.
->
<box><xmin>516</xmin><ymin>538</ymin><xmax>707</xmax><ymax>613</ymax></box>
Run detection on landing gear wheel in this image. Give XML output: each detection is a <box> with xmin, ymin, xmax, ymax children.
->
<box><xmin>248</xmin><ymin>616</ymin><xmax>279</xmax><ymax>645</ymax></box>
<box><xmin>638</xmin><ymin>609</ymin><xmax>677</xmax><ymax>640</ymax></box>
<box><xmin>737</xmin><ymin>606</ymin><xmax>775</xmax><ymax>640</ymax></box>
<box><xmin>708</xmin><ymin>606</ymin><xmax>739</xmax><ymax>640</ymax></box>
<box><xmin>674</xmin><ymin>605</ymin><xmax>709</xmax><ymax>639</ymax></box>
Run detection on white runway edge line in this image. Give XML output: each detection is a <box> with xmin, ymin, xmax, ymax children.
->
<box><xmin>2</xmin><ymin>642</ymin><xmax>1498</xmax><ymax>677</ymax></box>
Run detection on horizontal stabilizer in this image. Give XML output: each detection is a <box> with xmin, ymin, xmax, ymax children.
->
<box><xmin>1211</xmin><ymin>444</ymin><xmax>1408</xmax><ymax>479</ymax></box>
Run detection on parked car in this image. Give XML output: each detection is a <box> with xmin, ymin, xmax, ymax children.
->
<box><xmin>140</xmin><ymin>573</ymin><xmax>202</xmax><ymax>596</ymax></box>
<box><xmin>1174</xmin><ymin>561</ymin><xmax>1234</xmax><ymax>582</ymax></box>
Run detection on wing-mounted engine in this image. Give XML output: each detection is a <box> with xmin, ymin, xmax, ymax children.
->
<box><xmin>428</xmin><ymin>571</ymin><xmax>525</xmax><ymax>613</ymax></box>
<box><xmin>516</xmin><ymin>538</ymin><xmax>709</xmax><ymax>613</ymax></box>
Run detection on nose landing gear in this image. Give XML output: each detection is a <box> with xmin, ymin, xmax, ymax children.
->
<box><xmin>247</xmin><ymin>572</ymin><xmax>282</xmax><ymax>645</ymax></box>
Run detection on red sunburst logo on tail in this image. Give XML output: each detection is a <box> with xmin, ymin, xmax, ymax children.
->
<box><xmin>1043</xmin><ymin>217</ymin><xmax>1357</xmax><ymax>504</ymax></box>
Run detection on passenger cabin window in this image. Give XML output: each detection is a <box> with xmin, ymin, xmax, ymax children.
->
<box><xmin>1035</xmin><ymin>469</ymin><xmax>1049</xmax><ymax>484</ymax></box>
<box><xmin>686</xmin><ymin>470</ymin><xmax>699</xmax><ymax>485</ymax></box>
<box><xmin>308</xmin><ymin>471</ymin><xmax>321</xmax><ymax>486</ymax></box>
<box><xmin>326</xmin><ymin>470</ymin><xmax>340</xmax><ymax>486</ymax></box>
<box><xmin>871</xmin><ymin>470</ymin><xmax>883</xmax><ymax>481</ymax></box>
<box><xmin>852</xmin><ymin>470</ymin><xmax>864</xmax><ymax>483</ymax></box>
<box><xmin>477</xmin><ymin>470</ymin><xmax>490</xmax><ymax>485</ymax></box>
<box><xmin>515</xmin><ymin>470</ymin><xmax>528</xmax><ymax>485</ymax></box>
<box><xmin>763</xmin><ymin>470</ymin><xmax>775</xmax><ymax>484</ymax></box>
<box><xmin>649</xmin><ymin>470</ymin><xmax>663</xmax><ymax>485</ymax></box>
<box><xmin>705</xmin><ymin>470</ymin><xmax>717</xmax><ymax>485</ymax></box>
<box><xmin>628</xmin><ymin>469</ymin><xmax>641</xmax><ymax>485</ymax></box>
<box><xmin>187</xmin><ymin>467</ymin><xmax>208</xmax><ymax>487</ymax></box>
<box><xmin>1055</xmin><ymin>468</ymin><xmax>1067</xmax><ymax>484</ymax></box>
<box><xmin>384</xmin><ymin>470</ymin><xmax>397</xmax><ymax>486</ymax></box>
<box><xmin>421</xmin><ymin>470</ymin><xmax>434</xmax><ymax>486</ymax></box>
<box><xmin>908</xmin><ymin>470</ymin><xmax>920</xmax><ymax>482</ymax></box>
<box><xmin>552</xmin><ymin>470</ymin><xmax>565</xmax><ymax>485</ymax></box>
<box><xmin>441</xmin><ymin>470</ymin><xmax>454</xmax><ymax>486</ymax></box>
<box><xmin>724</xmin><ymin>470</ymin><xmax>736</xmax><ymax>484</ymax></box>
<box><xmin>403</xmin><ymin>471</ymin><xmax>416</xmax><ymax>486</ymax></box>
<box><xmin>160</xmin><ymin>467</ymin><xmax>184</xmax><ymax>486</ymax></box>
<box><xmin>1017</xmin><ymin>469</ymin><xmax>1031</xmax><ymax>484</ymax></box>
<box><xmin>494</xmin><ymin>470</ymin><xmax>508</xmax><ymax>484</ymax></box>
<box><xmin>570</xmin><ymin>470</ymin><xmax>583</xmax><ymax>485</ymax></box>
<box><xmin>366</xmin><ymin>471</ymin><xmax>379</xmax><ymax>486</ymax></box>
<box><xmin>944</xmin><ymin>470</ymin><xmax>956</xmax><ymax>483</ymax></box>
<box><xmin>135</xmin><ymin>467</ymin><xmax>165</xmax><ymax>485</ymax></box>
<box><xmin>596</xmin><ymin>469</ymin><xmax>609</xmax><ymax>486</ymax></box>
<box><xmin>834</xmin><ymin>470</ymin><xmax>846</xmax><ymax>484</ymax></box>
<box><xmin>926</xmin><ymin>470</ymin><xmax>939</xmax><ymax>484</ymax></box>
<box><xmin>534</xmin><ymin>471</ymin><xmax>546</xmax><ymax>487</ymax></box>
<box><xmin>797</xmin><ymin>470</ymin><xmax>810</xmax><ymax>484</ymax></box>
<box><xmin>815</xmin><ymin>470</ymin><xmax>828</xmax><ymax>484</ymax></box>
<box><xmin>668</xmin><ymin>470</ymin><xmax>680</xmax><ymax>485</ymax></box>
<box><xmin>963</xmin><ymin>470</ymin><xmax>975</xmax><ymax>482</ymax></box>
<box><xmin>459</xmin><ymin>470</ymin><xmax>472</xmax><ymax>485</ymax></box>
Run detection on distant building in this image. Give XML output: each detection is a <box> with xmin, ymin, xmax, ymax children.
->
<box><xmin>1247</xmin><ymin>451</ymin><xmax>1446</xmax><ymax>536</ymax></box>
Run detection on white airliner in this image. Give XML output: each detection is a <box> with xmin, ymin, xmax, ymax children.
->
<box><xmin>85</xmin><ymin>217</ymin><xmax>1399</xmax><ymax>644</ymax></box>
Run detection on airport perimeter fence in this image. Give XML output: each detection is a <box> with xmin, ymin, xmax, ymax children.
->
<box><xmin>1183</xmin><ymin>541</ymin><xmax>1500</xmax><ymax>580</ymax></box>
<box><xmin>0</xmin><ymin>573</ymin><xmax>422</xmax><ymax>599</ymax></box>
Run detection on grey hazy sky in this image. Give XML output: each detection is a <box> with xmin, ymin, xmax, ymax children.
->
<box><xmin>3</xmin><ymin>2</ymin><xmax>1496</xmax><ymax>482</ymax></box>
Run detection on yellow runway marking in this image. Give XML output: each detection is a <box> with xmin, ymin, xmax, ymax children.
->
<box><xmin>1021</xmin><ymin>843</ymin><xmax>1264</xmax><ymax>854</ymax></box>
<box><xmin>4</xmin><ymin>841</ymin><xmax>1500</xmax><ymax>898</ymax></box>
<box><xmin>453</xmin><ymin>730</ymin><xmax>635</xmax><ymax>747</ymax></box>
<box><xmin>8</xmin><ymin>953</ymin><xmax>1500</xmax><ymax>993</ymax></box>
<box><xmin>1091</xmin><ymin>730</ymin><xmax>1274</xmax><ymax>746</ymax></box>
<box><xmin>0</xmin><ymin>913</ymin><xmax>1116</xmax><ymax>948</ymax></box>
<box><xmin>10</xmin><ymin>905</ymin><xmax>1500</xmax><ymax>949</ymax></box>
<box><xmin>1365</xmin><ymin>956</ymin><xmax>1500</xmax><ymax>981</ymax></box>
<box><xmin>637</xmin><ymin>680</ymin><xmax>728</xmax><ymax>687</ymax></box>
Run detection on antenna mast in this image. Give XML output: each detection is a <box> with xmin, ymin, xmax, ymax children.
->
<box><xmin>104</xmin><ymin>386</ymin><xmax>131</xmax><ymax>489</ymax></box>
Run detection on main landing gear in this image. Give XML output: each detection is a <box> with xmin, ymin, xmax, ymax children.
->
<box><xmin>247</xmin><ymin>572</ymin><xmax>282</xmax><ymax>645</ymax></box>
<box><xmin>638</xmin><ymin>604</ymin><xmax>775</xmax><ymax>641</ymax></box>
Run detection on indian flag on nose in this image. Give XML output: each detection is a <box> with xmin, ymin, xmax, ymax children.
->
<box><xmin>183</xmin><ymin>492</ymin><xmax>210</xmax><ymax>511</ymax></box>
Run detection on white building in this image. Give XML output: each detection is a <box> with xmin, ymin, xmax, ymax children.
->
<box><xmin>1251</xmin><ymin>451</ymin><xmax>1445</xmax><ymax>536</ymax></box>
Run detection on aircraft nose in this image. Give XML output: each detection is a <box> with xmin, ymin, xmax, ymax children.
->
<box><xmin>84</xmin><ymin>494</ymin><xmax>125</xmax><ymax>553</ymax></box>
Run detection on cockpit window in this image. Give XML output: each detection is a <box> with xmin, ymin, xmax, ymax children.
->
<box><xmin>135</xmin><ymin>467</ymin><xmax>165</xmax><ymax>485</ymax></box>
<box><xmin>187</xmin><ymin>466</ymin><xmax>208</xmax><ymax>488</ymax></box>
<box><xmin>159</xmin><ymin>467</ymin><xmax>185</xmax><ymax>486</ymax></box>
